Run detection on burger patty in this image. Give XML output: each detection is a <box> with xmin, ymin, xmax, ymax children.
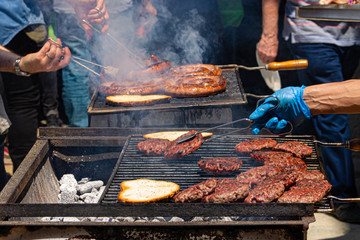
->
<box><xmin>244</xmin><ymin>170</ymin><xmax>299</xmax><ymax>203</ymax></box>
<box><xmin>273</xmin><ymin>141</ymin><xmax>313</xmax><ymax>158</ymax></box>
<box><xmin>164</xmin><ymin>130</ymin><xmax>203</xmax><ymax>159</ymax></box>
<box><xmin>235</xmin><ymin>139</ymin><xmax>277</xmax><ymax>154</ymax></box>
<box><xmin>296</xmin><ymin>170</ymin><xmax>325</xmax><ymax>182</ymax></box>
<box><xmin>245</xmin><ymin>181</ymin><xmax>285</xmax><ymax>203</ymax></box>
<box><xmin>202</xmin><ymin>179</ymin><xmax>250</xmax><ymax>203</ymax></box>
<box><xmin>236</xmin><ymin>165</ymin><xmax>280</xmax><ymax>185</ymax></box>
<box><xmin>197</xmin><ymin>157</ymin><xmax>243</xmax><ymax>176</ymax></box>
<box><xmin>278</xmin><ymin>179</ymin><xmax>332</xmax><ymax>203</ymax></box>
<box><xmin>173</xmin><ymin>178</ymin><xmax>217</xmax><ymax>203</ymax></box>
<box><xmin>264</xmin><ymin>156</ymin><xmax>307</xmax><ymax>172</ymax></box>
<box><xmin>137</xmin><ymin>139</ymin><xmax>170</xmax><ymax>155</ymax></box>
<box><xmin>250</xmin><ymin>150</ymin><xmax>293</xmax><ymax>162</ymax></box>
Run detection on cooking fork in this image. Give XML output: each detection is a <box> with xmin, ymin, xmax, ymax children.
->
<box><xmin>217</xmin><ymin>59</ymin><xmax>308</xmax><ymax>71</ymax></box>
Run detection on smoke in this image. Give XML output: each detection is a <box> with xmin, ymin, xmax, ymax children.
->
<box><xmin>144</xmin><ymin>5</ymin><xmax>210</xmax><ymax>67</ymax></box>
<box><xmin>93</xmin><ymin>2</ymin><xmax>213</xmax><ymax>75</ymax></box>
<box><xmin>173</xmin><ymin>9</ymin><xmax>208</xmax><ymax>65</ymax></box>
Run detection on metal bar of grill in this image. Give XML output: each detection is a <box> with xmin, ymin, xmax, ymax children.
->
<box><xmin>88</xmin><ymin>68</ymin><xmax>247</xmax><ymax>114</ymax></box>
<box><xmin>100</xmin><ymin>134</ymin><xmax>332</xmax><ymax>216</ymax></box>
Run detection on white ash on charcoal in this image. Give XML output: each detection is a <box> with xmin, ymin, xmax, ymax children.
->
<box><xmin>58</xmin><ymin>174</ymin><xmax>104</xmax><ymax>204</ymax></box>
<box><xmin>44</xmin><ymin>174</ymin><xmax>281</xmax><ymax>223</ymax></box>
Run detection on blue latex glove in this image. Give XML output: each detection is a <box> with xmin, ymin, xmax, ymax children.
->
<box><xmin>249</xmin><ymin>86</ymin><xmax>312</xmax><ymax>135</ymax></box>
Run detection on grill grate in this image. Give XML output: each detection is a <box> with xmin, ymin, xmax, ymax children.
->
<box><xmin>101</xmin><ymin>134</ymin><xmax>331</xmax><ymax>212</ymax></box>
<box><xmin>89</xmin><ymin>68</ymin><xmax>247</xmax><ymax>113</ymax></box>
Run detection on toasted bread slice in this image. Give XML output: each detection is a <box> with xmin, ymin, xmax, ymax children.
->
<box><xmin>118</xmin><ymin>179</ymin><xmax>180</xmax><ymax>203</ymax></box>
<box><xmin>106</xmin><ymin>95</ymin><xmax>171</xmax><ymax>106</ymax></box>
<box><xmin>143</xmin><ymin>131</ymin><xmax>213</xmax><ymax>141</ymax></box>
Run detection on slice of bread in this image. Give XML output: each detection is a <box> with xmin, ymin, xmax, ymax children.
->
<box><xmin>143</xmin><ymin>131</ymin><xmax>213</xmax><ymax>141</ymax></box>
<box><xmin>106</xmin><ymin>95</ymin><xmax>171</xmax><ymax>106</ymax></box>
<box><xmin>118</xmin><ymin>179</ymin><xmax>180</xmax><ymax>203</ymax></box>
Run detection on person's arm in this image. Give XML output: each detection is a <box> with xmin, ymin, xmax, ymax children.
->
<box><xmin>319</xmin><ymin>0</ymin><xmax>349</xmax><ymax>5</ymax></box>
<box><xmin>249</xmin><ymin>80</ymin><xmax>360</xmax><ymax>134</ymax></box>
<box><xmin>257</xmin><ymin>0</ymin><xmax>281</xmax><ymax>63</ymax></box>
<box><xmin>0</xmin><ymin>38</ymin><xmax>71</xmax><ymax>74</ymax></box>
<box><xmin>304</xmin><ymin>80</ymin><xmax>360</xmax><ymax>115</ymax></box>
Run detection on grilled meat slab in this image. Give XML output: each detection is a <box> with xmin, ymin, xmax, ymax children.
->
<box><xmin>296</xmin><ymin>170</ymin><xmax>325</xmax><ymax>182</ymax></box>
<box><xmin>236</xmin><ymin>165</ymin><xmax>280</xmax><ymax>185</ymax></box>
<box><xmin>278</xmin><ymin>179</ymin><xmax>332</xmax><ymax>203</ymax></box>
<box><xmin>250</xmin><ymin>150</ymin><xmax>293</xmax><ymax>162</ymax></box>
<box><xmin>173</xmin><ymin>178</ymin><xmax>217</xmax><ymax>203</ymax></box>
<box><xmin>273</xmin><ymin>141</ymin><xmax>313</xmax><ymax>158</ymax></box>
<box><xmin>164</xmin><ymin>130</ymin><xmax>203</xmax><ymax>159</ymax></box>
<box><xmin>198</xmin><ymin>157</ymin><xmax>243</xmax><ymax>176</ymax></box>
<box><xmin>203</xmin><ymin>179</ymin><xmax>250</xmax><ymax>203</ymax></box>
<box><xmin>264</xmin><ymin>156</ymin><xmax>307</xmax><ymax>172</ymax></box>
<box><xmin>235</xmin><ymin>139</ymin><xmax>277</xmax><ymax>154</ymax></box>
<box><xmin>137</xmin><ymin>139</ymin><xmax>170</xmax><ymax>155</ymax></box>
<box><xmin>245</xmin><ymin>181</ymin><xmax>285</xmax><ymax>203</ymax></box>
<box><xmin>244</xmin><ymin>170</ymin><xmax>299</xmax><ymax>203</ymax></box>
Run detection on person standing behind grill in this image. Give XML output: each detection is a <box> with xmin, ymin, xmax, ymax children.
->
<box><xmin>53</xmin><ymin>0</ymin><xmax>109</xmax><ymax>127</ymax></box>
<box><xmin>257</xmin><ymin>0</ymin><xmax>360</xmax><ymax>222</ymax></box>
<box><xmin>0</xmin><ymin>40</ymin><xmax>71</xmax><ymax>191</ymax></box>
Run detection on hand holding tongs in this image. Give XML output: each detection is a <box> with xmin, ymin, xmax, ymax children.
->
<box><xmin>177</xmin><ymin>96</ymin><xmax>293</xmax><ymax>144</ymax></box>
<box><xmin>218</xmin><ymin>59</ymin><xmax>308</xmax><ymax>71</ymax></box>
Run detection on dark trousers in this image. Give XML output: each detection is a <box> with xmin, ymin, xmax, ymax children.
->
<box><xmin>1</xmin><ymin>31</ymin><xmax>44</xmax><ymax>171</ymax></box>
<box><xmin>0</xmin><ymin>134</ymin><xmax>7</xmax><ymax>192</ymax></box>
<box><xmin>289</xmin><ymin>43</ymin><xmax>360</xmax><ymax>198</ymax></box>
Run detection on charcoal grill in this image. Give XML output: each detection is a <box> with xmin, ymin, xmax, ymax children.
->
<box><xmin>0</xmin><ymin>128</ymin><xmax>334</xmax><ymax>239</ymax></box>
<box><xmin>88</xmin><ymin>67</ymin><xmax>252</xmax><ymax>128</ymax></box>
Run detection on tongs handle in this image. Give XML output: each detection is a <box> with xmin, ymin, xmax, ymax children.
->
<box><xmin>328</xmin><ymin>195</ymin><xmax>360</xmax><ymax>203</ymax></box>
<box><xmin>315</xmin><ymin>138</ymin><xmax>360</xmax><ymax>151</ymax></box>
<box><xmin>266</xmin><ymin>59</ymin><xmax>308</xmax><ymax>71</ymax></box>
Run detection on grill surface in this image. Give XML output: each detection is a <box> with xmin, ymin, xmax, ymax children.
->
<box><xmin>89</xmin><ymin>68</ymin><xmax>246</xmax><ymax>113</ymax></box>
<box><xmin>101</xmin><ymin>134</ymin><xmax>331</xmax><ymax>212</ymax></box>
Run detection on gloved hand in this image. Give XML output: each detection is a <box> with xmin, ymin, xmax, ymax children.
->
<box><xmin>249</xmin><ymin>86</ymin><xmax>312</xmax><ymax>134</ymax></box>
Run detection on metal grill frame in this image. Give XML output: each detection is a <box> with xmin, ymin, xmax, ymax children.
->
<box><xmin>88</xmin><ymin>67</ymin><xmax>247</xmax><ymax>114</ymax></box>
<box><xmin>0</xmin><ymin>128</ymin><xmax>332</xmax><ymax>220</ymax></box>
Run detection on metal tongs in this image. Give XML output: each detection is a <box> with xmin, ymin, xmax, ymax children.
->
<box><xmin>71</xmin><ymin>56</ymin><xmax>119</xmax><ymax>78</ymax></box>
<box><xmin>177</xmin><ymin>96</ymin><xmax>293</xmax><ymax>144</ymax></box>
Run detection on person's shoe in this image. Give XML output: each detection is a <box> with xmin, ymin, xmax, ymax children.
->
<box><xmin>46</xmin><ymin>114</ymin><xmax>63</xmax><ymax>127</ymax></box>
<box><xmin>333</xmin><ymin>203</ymin><xmax>360</xmax><ymax>223</ymax></box>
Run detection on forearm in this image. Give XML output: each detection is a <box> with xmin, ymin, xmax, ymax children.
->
<box><xmin>0</xmin><ymin>49</ymin><xmax>19</xmax><ymax>73</ymax></box>
<box><xmin>261</xmin><ymin>0</ymin><xmax>281</xmax><ymax>39</ymax></box>
<box><xmin>303</xmin><ymin>80</ymin><xmax>360</xmax><ymax>115</ymax></box>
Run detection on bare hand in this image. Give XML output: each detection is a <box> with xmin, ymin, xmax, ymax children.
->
<box><xmin>20</xmin><ymin>38</ymin><xmax>71</xmax><ymax>74</ymax></box>
<box><xmin>72</xmin><ymin>0</ymin><xmax>109</xmax><ymax>40</ymax></box>
<box><xmin>319</xmin><ymin>0</ymin><xmax>349</xmax><ymax>4</ymax></box>
<box><xmin>257</xmin><ymin>34</ymin><xmax>279</xmax><ymax>64</ymax></box>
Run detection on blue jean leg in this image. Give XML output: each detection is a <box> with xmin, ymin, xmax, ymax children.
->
<box><xmin>55</xmin><ymin>13</ymin><xmax>91</xmax><ymax>127</ymax></box>
<box><xmin>289</xmin><ymin>43</ymin><xmax>359</xmax><ymax>197</ymax></box>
